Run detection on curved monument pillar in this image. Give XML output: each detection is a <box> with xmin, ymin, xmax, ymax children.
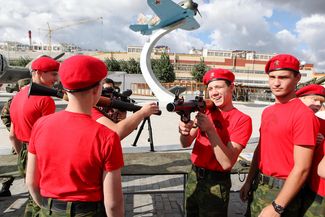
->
<box><xmin>140</xmin><ymin>21</ymin><xmax>185</xmax><ymax>106</ymax></box>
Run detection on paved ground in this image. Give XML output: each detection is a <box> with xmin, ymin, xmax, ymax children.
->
<box><xmin>0</xmin><ymin>92</ymin><xmax>267</xmax><ymax>216</ymax></box>
<box><xmin>0</xmin><ymin>174</ymin><xmax>249</xmax><ymax>217</ymax></box>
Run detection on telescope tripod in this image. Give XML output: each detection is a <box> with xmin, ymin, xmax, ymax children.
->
<box><xmin>132</xmin><ymin>117</ymin><xmax>154</xmax><ymax>152</ymax></box>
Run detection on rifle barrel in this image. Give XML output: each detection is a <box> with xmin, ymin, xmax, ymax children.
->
<box><xmin>166</xmin><ymin>99</ymin><xmax>214</xmax><ymax>112</ymax></box>
<box><xmin>29</xmin><ymin>82</ymin><xmax>162</xmax><ymax>115</ymax></box>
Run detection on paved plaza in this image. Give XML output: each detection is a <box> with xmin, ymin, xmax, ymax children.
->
<box><xmin>0</xmin><ymin>92</ymin><xmax>267</xmax><ymax>216</ymax></box>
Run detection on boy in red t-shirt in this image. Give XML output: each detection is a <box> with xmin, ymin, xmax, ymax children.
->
<box><xmin>240</xmin><ymin>54</ymin><xmax>319</xmax><ymax>217</ymax></box>
<box><xmin>9</xmin><ymin>56</ymin><xmax>59</xmax><ymax>216</ymax></box>
<box><xmin>26</xmin><ymin>55</ymin><xmax>124</xmax><ymax>217</ymax></box>
<box><xmin>10</xmin><ymin>56</ymin><xmax>59</xmax><ymax>159</ymax></box>
<box><xmin>296</xmin><ymin>84</ymin><xmax>325</xmax><ymax>216</ymax></box>
<box><xmin>178</xmin><ymin>68</ymin><xmax>252</xmax><ymax>216</ymax></box>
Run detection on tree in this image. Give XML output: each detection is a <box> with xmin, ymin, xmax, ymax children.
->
<box><xmin>191</xmin><ymin>58</ymin><xmax>209</xmax><ymax>82</ymax></box>
<box><xmin>104</xmin><ymin>57</ymin><xmax>120</xmax><ymax>71</ymax></box>
<box><xmin>152</xmin><ymin>52</ymin><xmax>175</xmax><ymax>83</ymax></box>
<box><xmin>119</xmin><ymin>60</ymin><xmax>129</xmax><ymax>72</ymax></box>
<box><xmin>127</xmin><ymin>58</ymin><xmax>141</xmax><ymax>74</ymax></box>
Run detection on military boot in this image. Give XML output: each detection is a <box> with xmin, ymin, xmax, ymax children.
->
<box><xmin>0</xmin><ymin>176</ymin><xmax>14</xmax><ymax>197</ymax></box>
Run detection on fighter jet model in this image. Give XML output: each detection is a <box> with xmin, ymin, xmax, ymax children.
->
<box><xmin>129</xmin><ymin>0</ymin><xmax>201</xmax><ymax>35</ymax></box>
<box><xmin>178</xmin><ymin>0</ymin><xmax>201</xmax><ymax>17</ymax></box>
<box><xmin>0</xmin><ymin>53</ymin><xmax>64</xmax><ymax>84</ymax></box>
<box><xmin>0</xmin><ymin>54</ymin><xmax>30</xmax><ymax>84</ymax></box>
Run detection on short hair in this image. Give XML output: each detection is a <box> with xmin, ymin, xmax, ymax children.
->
<box><xmin>104</xmin><ymin>78</ymin><xmax>115</xmax><ymax>85</ymax></box>
<box><xmin>224</xmin><ymin>79</ymin><xmax>231</xmax><ymax>86</ymax></box>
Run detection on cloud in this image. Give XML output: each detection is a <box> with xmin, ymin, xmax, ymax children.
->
<box><xmin>263</xmin><ymin>0</ymin><xmax>325</xmax><ymax>16</ymax></box>
<box><xmin>160</xmin><ymin>30</ymin><xmax>205</xmax><ymax>53</ymax></box>
<box><xmin>0</xmin><ymin>0</ymin><xmax>325</xmax><ymax>71</ymax></box>
<box><xmin>0</xmin><ymin>0</ymin><xmax>149</xmax><ymax>51</ymax></box>
<box><xmin>198</xmin><ymin>0</ymin><xmax>274</xmax><ymax>51</ymax></box>
<box><xmin>296</xmin><ymin>14</ymin><xmax>325</xmax><ymax>71</ymax></box>
<box><xmin>274</xmin><ymin>29</ymin><xmax>299</xmax><ymax>53</ymax></box>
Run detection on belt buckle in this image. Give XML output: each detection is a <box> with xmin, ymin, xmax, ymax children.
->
<box><xmin>197</xmin><ymin>167</ymin><xmax>205</xmax><ymax>179</ymax></box>
<box><xmin>259</xmin><ymin>174</ymin><xmax>264</xmax><ymax>184</ymax></box>
<box><xmin>51</xmin><ymin>200</ymin><xmax>68</xmax><ymax>212</ymax></box>
<box><xmin>262</xmin><ymin>175</ymin><xmax>274</xmax><ymax>189</ymax></box>
<box><xmin>260</xmin><ymin>174</ymin><xmax>269</xmax><ymax>186</ymax></box>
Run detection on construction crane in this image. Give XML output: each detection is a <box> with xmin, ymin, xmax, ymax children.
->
<box><xmin>40</xmin><ymin>16</ymin><xmax>103</xmax><ymax>53</ymax></box>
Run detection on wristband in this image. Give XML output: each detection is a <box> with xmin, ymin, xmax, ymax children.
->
<box><xmin>272</xmin><ymin>201</ymin><xmax>284</xmax><ymax>214</ymax></box>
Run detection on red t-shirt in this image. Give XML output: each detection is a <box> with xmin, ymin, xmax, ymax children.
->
<box><xmin>259</xmin><ymin>98</ymin><xmax>319</xmax><ymax>179</ymax></box>
<box><xmin>319</xmin><ymin>118</ymin><xmax>325</xmax><ymax>136</ymax></box>
<box><xmin>308</xmin><ymin>139</ymin><xmax>325</xmax><ymax>196</ymax></box>
<box><xmin>192</xmin><ymin>107</ymin><xmax>252</xmax><ymax>171</ymax></box>
<box><xmin>28</xmin><ymin>110</ymin><xmax>124</xmax><ymax>202</ymax></box>
<box><xmin>91</xmin><ymin>107</ymin><xmax>104</xmax><ymax>120</ymax></box>
<box><xmin>10</xmin><ymin>85</ymin><xmax>55</xmax><ymax>142</ymax></box>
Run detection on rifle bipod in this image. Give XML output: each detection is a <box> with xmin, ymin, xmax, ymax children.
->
<box><xmin>132</xmin><ymin>117</ymin><xmax>154</xmax><ymax>152</ymax></box>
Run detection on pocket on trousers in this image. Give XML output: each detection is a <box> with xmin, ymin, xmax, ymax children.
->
<box><xmin>17</xmin><ymin>145</ymin><xmax>27</xmax><ymax>177</ymax></box>
<box><xmin>210</xmin><ymin>183</ymin><xmax>230</xmax><ymax>204</ymax></box>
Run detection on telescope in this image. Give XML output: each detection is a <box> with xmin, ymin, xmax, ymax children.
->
<box><xmin>101</xmin><ymin>87</ymin><xmax>135</xmax><ymax>104</ymax></box>
<box><xmin>29</xmin><ymin>82</ymin><xmax>161</xmax><ymax>115</ymax></box>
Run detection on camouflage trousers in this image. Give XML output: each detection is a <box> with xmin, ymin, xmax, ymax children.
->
<box><xmin>38</xmin><ymin>198</ymin><xmax>106</xmax><ymax>217</ymax></box>
<box><xmin>18</xmin><ymin>142</ymin><xmax>28</xmax><ymax>177</ymax></box>
<box><xmin>250</xmin><ymin>177</ymin><xmax>302</xmax><ymax>217</ymax></box>
<box><xmin>185</xmin><ymin>167</ymin><xmax>231</xmax><ymax>217</ymax></box>
<box><xmin>24</xmin><ymin>195</ymin><xmax>41</xmax><ymax>217</ymax></box>
<box><xmin>299</xmin><ymin>187</ymin><xmax>325</xmax><ymax>217</ymax></box>
<box><xmin>19</xmin><ymin>143</ymin><xmax>41</xmax><ymax>217</ymax></box>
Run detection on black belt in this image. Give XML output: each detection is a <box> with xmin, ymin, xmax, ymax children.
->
<box><xmin>192</xmin><ymin>165</ymin><xmax>230</xmax><ymax>180</ymax></box>
<box><xmin>258</xmin><ymin>173</ymin><xmax>285</xmax><ymax>189</ymax></box>
<box><xmin>42</xmin><ymin>198</ymin><xmax>104</xmax><ymax>213</ymax></box>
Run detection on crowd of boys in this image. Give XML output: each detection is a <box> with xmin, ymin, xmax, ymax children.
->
<box><xmin>0</xmin><ymin>53</ymin><xmax>323</xmax><ymax>217</ymax></box>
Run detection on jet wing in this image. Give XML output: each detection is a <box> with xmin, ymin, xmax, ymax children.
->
<box><xmin>180</xmin><ymin>17</ymin><xmax>200</xmax><ymax>31</ymax></box>
<box><xmin>147</xmin><ymin>0</ymin><xmax>186</xmax><ymax>21</ymax></box>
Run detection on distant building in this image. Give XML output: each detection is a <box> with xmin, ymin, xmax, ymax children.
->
<box><xmin>127</xmin><ymin>45</ymin><xmax>170</xmax><ymax>54</ymax></box>
<box><xmin>0</xmin><ymin>41</ymin><xmax>29</xmax><ymax>51</ymax></box>
<box><xmin>0</xmin><ymin>41</ymin><xmax>318</xmax><ymax>87</ymax></box>
<box><xmin>0</xmin><ymin>41</ymin><xmax>82</xmax><ymax>53</ymax></box>
<box><xmin>95</xmin><ymin>46</ymin><xmax>315</xmax><ymax>87</ymax></box>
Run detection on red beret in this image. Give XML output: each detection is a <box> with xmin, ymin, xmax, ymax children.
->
<box><xmin>203</xmin><ymin>68</ymin><xmax>235</xmax><ymax>85</ymax></box>
<box><xmin>31</xmin><ymin>56</ymin><xmax>60</xmax><ymax>72</ymax></box>
<box><xmin>59</xmin><ymin>55</ymin><xmax>107</xmax><ymax>91</ymax></box>
<box><xmin>296</xmin><ymin>84</ymin><xmax>325</xmax><ymax>97</ymax></box>
<box><xmin>265</xmin><ymin>54</ymin><xmax>300</xmax><ymax>74</ymax></box>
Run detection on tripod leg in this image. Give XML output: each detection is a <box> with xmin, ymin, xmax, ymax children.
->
<box><xmin>147</xmin><ymin>117</ymin><xmax>154</xmax><ymax>152</ymax></box>
<box><xmin>132</xmin><ymin>118</ymin><xmax>147</xmax><ymax>147</ymax></box>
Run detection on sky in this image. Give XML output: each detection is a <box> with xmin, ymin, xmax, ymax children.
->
<box><xmin>1</xmin><ymin>0</ymin><xmax>325</xmax><ymax>72</ymax></box>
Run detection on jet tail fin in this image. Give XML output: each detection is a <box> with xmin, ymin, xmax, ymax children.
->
<box><xmin>130</xmin><ymin>24</ymin><xmax>149</xmax><ymax>32</ymax></box>
<box><xmin>129</xmin><ymin>24</ymin><xmax>152</xmax><ymax>35</ymax></box>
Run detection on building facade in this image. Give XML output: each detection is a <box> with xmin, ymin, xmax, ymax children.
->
<box><xmin>0</xmin><ymin>41</ymin><xmax>319</xmax><ymax>87</ymax></box>
<box><xmin>94</xmin><ymin>46</ymin><xmax>315</xmax><ymax>87</ymax></box>
<box><xmin>0</xmin><ymin>41</ymin><xmax>82</xmax><ymax>53</ymax></box>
